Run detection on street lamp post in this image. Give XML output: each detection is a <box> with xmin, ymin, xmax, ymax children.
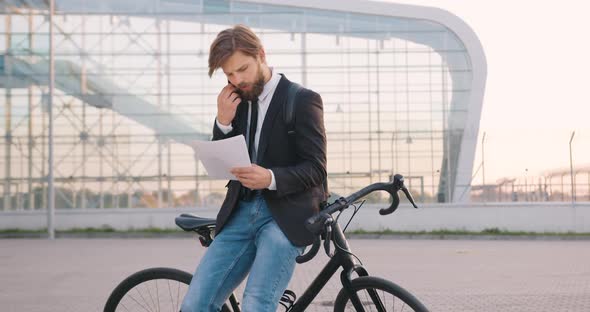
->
<box><xmin>390</xmin><ymin>131</ymin><xmax>396</xmax><ymax>180</ymax></box>
<box><xmin>47</xmin><ymin>0</ymin><xmax>56</xmax><ymax>240</ymax></box>
<box><xmin>524</xmin><ymin>168</ymin><xmax>529</xmax><ymax>202</ymax></box>
<box><xmin>569</xmin><ymin>131</ymin><xmax>576</xmax><ymax>204</ymax></box>
<box><xmin>481</xmin><ymin>131</ymin><xmax>486</xmax><ymax>201</ymax></box>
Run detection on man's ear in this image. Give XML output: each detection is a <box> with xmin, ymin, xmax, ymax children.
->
<box><xmin>258</xmin><ymin>48</ymin><xmax>267</xmax><ymax>64</ymax></box>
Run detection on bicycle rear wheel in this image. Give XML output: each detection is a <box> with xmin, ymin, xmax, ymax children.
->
<box><xmin>333</xmin><ymin>276</ymin><xmax>429</xmax><ymax>312</ymax></box>
<box><xmin>103</xmin><ymin>267</ymin><xmax>231</xmax><ymax>312</ymax></box>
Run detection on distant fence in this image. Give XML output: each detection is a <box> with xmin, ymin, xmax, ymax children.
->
<box><xmin>2</xmin><ymin>203</ymin><xmax>589</xmax><ymax>233</ymax></box>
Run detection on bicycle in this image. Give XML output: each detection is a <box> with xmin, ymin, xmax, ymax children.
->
<box><xmin>104</xmin><ymin>174</ymin><xmax>430</xmax><ymax>312</ymax></box>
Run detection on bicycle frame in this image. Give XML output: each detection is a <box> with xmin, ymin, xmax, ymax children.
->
<box><xmin>181</xmin><ymin>175</ymin><xmax>417</xmax><ymax>311</ymax></box>
<box><xmin>224</xmin><ymin>221</ymin><xmax>383</xmax><ymax>312</ymax></box>
<box><xmin>289</xmin><ymin>221</ymin><xmax>370</xmax><ymax>311</ymax></box>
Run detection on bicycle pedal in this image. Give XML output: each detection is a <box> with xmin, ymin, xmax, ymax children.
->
<box><xmin>279</xmin><ymin>289</ymin><xmax>296</xmax><ymax>311</ymax></box>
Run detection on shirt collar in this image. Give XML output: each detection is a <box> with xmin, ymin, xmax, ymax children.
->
<box><xmin>258</xmin><ymin>67</ymin><xmax>280</xmax><ymax>103</ymax></box>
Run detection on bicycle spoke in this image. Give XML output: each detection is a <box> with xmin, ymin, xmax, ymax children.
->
<box><xmin>115</xmin><ymin>280</ymin><xmax>187</xmax><ymax>312</ymax></box>
<box><xmin>155</xmin><ymin>281</ymin><xmax>160</xmax><ymax>312</ymax></box>
<box><xmin>119</xmin><ymin>301</ymin><xmax>131</xmax><ymax>312</ymax></box>
<box><xmin>144</xmin><ymin>281</ymin><xmax>158</xmax><ymax>312</ymax></box>
<box><xmin>121</xmin><ymin>302</ymin><xmax>129</xmax><ymax>311</ymax></box>
<box><xmin>382</xmin><ymin>290</ymin><xmax>390</xmax><ymax>311</ymax></box>
<box><xmin>166</xmin><ymin>280</ymin><xmax>175</xmax><ymax>312</ymax></box>
<box><xmin>105</xmin><ymin>268</ymin><xmax>194</xmax><ymax>312</ymax></box>
<box><xmin>131</xmin><ymin>285</ymin><xmax>150</xmax><ymax>312</ymax></box>
<box><xmin>380</xmin><ymin>290</ymin><xmax>389</xmax><ymax>311</ymax></box>
<box><xmin>176</xmin><ymin>280</ymin><xmax>182</xmax><ymax>312</ymax></box>
<box><xmin>341</xmin><ymin>283</ymin><xmax>421</xmax><ymax>312</ymax></box>
<box><xmin>128</xmin><ymin>289</ymin><xmax>154</xmax><ymax>312</ymax></box>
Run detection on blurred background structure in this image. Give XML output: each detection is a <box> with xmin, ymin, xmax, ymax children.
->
<box><xmin>0</xmin><ymin>0</ymin><xmax>588</xmax><ymax>216</ymax></box>
<box><xmin>0</xmin><ymin>0</ymin><xmax>488</xmax><ymax>213</ymax></box>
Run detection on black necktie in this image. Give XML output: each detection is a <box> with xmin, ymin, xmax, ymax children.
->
<box><xmin>248</xmin><ymin>99</ymin><xmax>259</xmax><ymax>164</ymax></box>
<box><xmin>241</xmin><ymin>99</ymin><xmax>258</xmax><ymax>201</ymax></box>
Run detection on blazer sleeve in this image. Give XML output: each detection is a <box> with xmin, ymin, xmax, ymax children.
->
<box><xmin>212</xmin><ymin>120</ymin><xmax>237</xmax><ymax>141</ymax></box>
<box><xmin>212</xmin><ymin>101</ymin><xmax>244</xmax><ymax>141</ymax></box>
<box><xmin>271</xmin><ymin>90</ymin><xmax>327</xmax><ymax>197</ymax></box>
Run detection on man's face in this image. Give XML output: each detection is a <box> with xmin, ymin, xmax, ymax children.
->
<box><xmin>221</xmin><ymin>50</ymin><xmax>265</xmax><ymax>101</ymax></box>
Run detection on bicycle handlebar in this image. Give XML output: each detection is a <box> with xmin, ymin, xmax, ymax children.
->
<box><xmin>296</xmin><ymin>236</ymin><xmax>321</xmax><ymax>263</ymax></box>
<box><xmin>296</xmin><ymin>174</ymin><xmax>417</xmax><ymax>264</ymax></box>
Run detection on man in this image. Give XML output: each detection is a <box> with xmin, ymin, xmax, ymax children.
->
<box><xmin>181</xmin><ymin>25</ymin><xmax>328</xmax><ymax>312</ymax></box>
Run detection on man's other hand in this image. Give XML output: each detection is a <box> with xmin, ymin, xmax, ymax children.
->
<box><xmin>231</xmin><ymin>164</ymin><xmax>271</xmax><ymax>190</ymax></box>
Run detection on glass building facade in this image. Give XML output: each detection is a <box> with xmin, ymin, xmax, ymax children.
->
<box><xmin>0</xmin><ymin>0</ymin><xmax>486</xmax><ymax>210</ymax></box>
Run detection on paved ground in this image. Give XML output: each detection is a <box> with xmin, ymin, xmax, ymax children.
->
<box><xmin>1</xmin><ymin>237</ymin><xmax>589</xmax><ymax>312</ymax></box>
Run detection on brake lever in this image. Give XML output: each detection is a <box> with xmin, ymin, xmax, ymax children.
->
<box><xmin>402</xmin><ymin>186</ymin><xmax>418</xmax><ymax>208</ymax></box>
<box><xmin>323</xmin><ymin>223</ymin><xmax>333</xmax><ymax>257</ymax></box>
<box><xmin>380</xmin><ymin>174</ymin><xmax>420</xmax><ymax>214</ymax></box>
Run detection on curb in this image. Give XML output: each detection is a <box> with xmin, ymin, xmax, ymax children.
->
<box><xmin>346</xmin><ymin>233</ymin><xmax>590</xmax><ymax>241</ymax></box>
<box><xmin>2</xmin><ymin>232</ymin><xmax>590</xmax><ymax>240</ymax></box>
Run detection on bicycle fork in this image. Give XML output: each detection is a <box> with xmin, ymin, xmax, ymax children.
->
<box><xmin>341</xmin><ymin>265</ymin><xmax>386</xmax><ymax>312</ymax></box>
<box><xmin>334</xmin><ymin>223</ymin><xmax>386</xmax><ymax>312</ymax></box>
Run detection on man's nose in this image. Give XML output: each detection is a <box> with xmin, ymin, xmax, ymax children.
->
<box><xmin>232</xmin><ymin>74</ymin><xmax>245</xmax><ymax>87</ymax></box>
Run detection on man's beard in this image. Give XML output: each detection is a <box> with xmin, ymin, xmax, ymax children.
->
<box><xmin>235</xmin><ymin>65</ymin><xmax>265</xmax><ymax>101</ymax></box>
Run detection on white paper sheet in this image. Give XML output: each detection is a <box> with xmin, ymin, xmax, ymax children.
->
<box><xmin>190</xmin><ymin>135</ymin><xmax>252</xmax><ymax>180</ymax></box>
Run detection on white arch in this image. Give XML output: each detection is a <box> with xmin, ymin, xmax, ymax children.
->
<box><xmin>1</xmin><ymin>0</ymin><xmax>487</xmax><ymax>202</ymax></box>
<box><xmin>243</xmin><ymin>0</ymin><xmax>488</xmax><ymax>202</ymax></box>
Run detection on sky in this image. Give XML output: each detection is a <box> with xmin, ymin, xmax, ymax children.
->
<box><xmin>378</xmin><ymin>0</ymin><xmax>590</xmax><ymax>183</ymax></box>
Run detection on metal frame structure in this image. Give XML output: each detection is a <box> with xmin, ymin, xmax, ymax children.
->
<box><xmin>1</xmin><ymin>0</ymin><xmax>488</xmax><ymax>213</ymax></box>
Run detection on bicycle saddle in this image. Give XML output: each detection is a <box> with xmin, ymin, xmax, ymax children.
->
<box><xmin>175</xmin><ymin>213</ymin><xmax>216</xmax><ymax>231</ymax></box>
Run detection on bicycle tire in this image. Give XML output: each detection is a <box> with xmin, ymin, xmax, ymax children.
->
<box><xmin>333</xmin><ymin>276</ymin><xmax>429</xmax><ymax>312</ymax></box>
<box><xmin>103</xmin><ymin>267</ymin><xmax>232</xmax><ymax>312</ymax></box>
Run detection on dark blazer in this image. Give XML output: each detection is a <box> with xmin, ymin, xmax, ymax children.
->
<box><xmin>212</xmin><ymin>74</ymin><xmax>328</xmax><ymax>247</ymax></box>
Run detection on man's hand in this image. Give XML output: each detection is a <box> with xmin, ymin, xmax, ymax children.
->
<box><xmin>217</xmin><ymin>84</ymin><xmax>242</xmax><ymax>126</ymax></box>
<box><xmin>231</xmin><ymin>164</ymin><xmax>271</xmax><ymax>190</ymax></box>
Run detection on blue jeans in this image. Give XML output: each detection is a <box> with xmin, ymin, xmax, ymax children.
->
<box><xmin>181</xmin><ymin>193</ymin><xmax>303</xmax><ymax>312</ymax></box>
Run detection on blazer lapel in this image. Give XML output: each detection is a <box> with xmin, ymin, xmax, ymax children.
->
<box><xmin>256</xmin><ymin>75</ymin><xmax>289</xmax><ymax>164</ymax></box>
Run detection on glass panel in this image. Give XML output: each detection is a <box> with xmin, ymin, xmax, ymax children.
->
<box><xmin>0</xmin><ymin>0</ymin><xmax>475</xmax><ymax>208</ymax></box>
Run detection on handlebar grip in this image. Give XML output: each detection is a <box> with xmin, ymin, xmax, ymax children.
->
<box><xmin>379</xmin><ymin>191</ymin><xmax>400</xmax><ymax>215</ymax></box>
<box><xmin>296</xmin><ymin>237</ymin><xmax>321</xmax><ymax>264</ymax></box>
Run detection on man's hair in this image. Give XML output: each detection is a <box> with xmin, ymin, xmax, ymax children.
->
<box><xmin>208</xmin><ymin>25</ymin><xmax>263</xmax><ymax>77</ymax></box>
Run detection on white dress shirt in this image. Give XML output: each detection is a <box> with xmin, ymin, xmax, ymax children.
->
<box><xmin>215</xmin><ymin>68</ymin><xmax>281</xmax><ymax>190</ymax></box>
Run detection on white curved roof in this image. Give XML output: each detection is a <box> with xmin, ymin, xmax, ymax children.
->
<box><xmin>1</xmin><ymin>0</ymin><xmax>487</xmax><ymax>202</ymax></box>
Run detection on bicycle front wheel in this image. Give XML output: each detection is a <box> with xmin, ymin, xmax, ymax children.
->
<box><xmin>333</xmin><ymin>276</ymin><xmax>429</xmax><ymax>312</ymax></box>
<box><xmin>103</xmin><ymin>267</ymin><xmax>231</xmax><ymax>312</ymax></box>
